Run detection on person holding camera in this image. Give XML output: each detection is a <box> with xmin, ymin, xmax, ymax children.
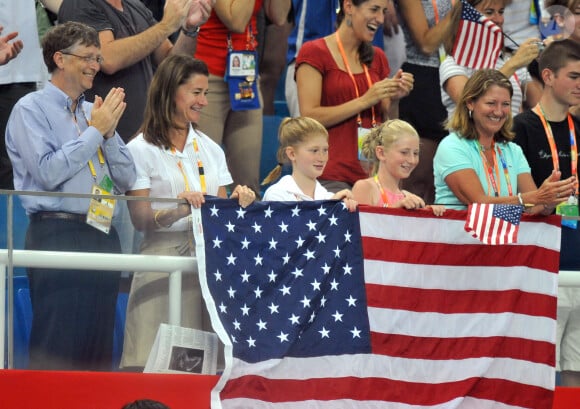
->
<box><xmin>439</xmin><ymin>0</ymin><xmax>543</xmax><ymax>119</ymax></box>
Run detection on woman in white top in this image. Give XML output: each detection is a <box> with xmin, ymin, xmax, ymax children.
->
<box><xmin>120</xmin><ymin>55</ymin><xmax>255</xmax><ymax>369</ymax></box>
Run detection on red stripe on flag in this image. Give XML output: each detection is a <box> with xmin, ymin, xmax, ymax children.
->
<box><xmin>362</xmin><ymin>237</ymin><xmax>559</xmax><ymax>271</ymax></box>
<box><xmin>366</xmin><ymin>285</ymin><xmax>557</xmax><ymax>317</ymax></box>
<box><xmin>370</xmin><ymin>333</ymin><xmax>555</xmax><ymax>365</ymax></box>
<box><xmin>221</xmin><ymin>375</ymin><xmax>553</xmax><ymax>408</ymax></box>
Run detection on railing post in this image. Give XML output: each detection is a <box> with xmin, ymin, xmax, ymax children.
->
<box><xmin>168</xmin><ymin>270</ymin><xmax>183</xmax><ymax>326</ymax></box>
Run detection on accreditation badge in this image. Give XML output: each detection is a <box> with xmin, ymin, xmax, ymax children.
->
<box><xmin>357</xmin><ymin>126</ymin><xmax>372</xmax><ymax>161</ymax></box>
<box><xmin>557</xmin><ymin>195</ymin><xmax>579</xmax><ymax>229</ymax></box>
<box><xmin>86</xmin><ymin>175</ymin><xmax>116</xmax><ymax>234</ymax></box>
<box><xmin>357</xmin><ymin>127</ymin><xmax>373</xmax><ymax>174</ymax></box>
<box><xmin>226</xmin><ymin>50</ymin><xmax>260</xmax><ymax>111</ymax></box>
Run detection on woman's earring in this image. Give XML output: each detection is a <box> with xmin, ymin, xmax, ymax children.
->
<box><xmin>346</xmin><ymin>16</ymin><xmax>352</xmax><ymax>27</ymax></box>
<box><xmin>468</xmin><ymin>110</ymin><xmax>472</xmax><ymax>119</ymax></box>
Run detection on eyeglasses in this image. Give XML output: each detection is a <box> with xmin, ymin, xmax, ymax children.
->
<box><xmin>60</xmin><ymin>51</ymin><xmax>104</xmax><ymax>65</ymax></box>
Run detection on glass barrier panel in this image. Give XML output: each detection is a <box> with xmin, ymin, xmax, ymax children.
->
<box><xmin>2</xmin><ymin>191</ymin><xmax>198</xmax><ymax>373</ymax></box>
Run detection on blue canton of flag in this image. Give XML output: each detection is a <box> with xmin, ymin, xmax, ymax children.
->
<box><xmin>493</xmin><ymin>203</ymin><xmax>523</xmax><ymax>225</ymax></box>
<box><xmin>200</xmin><ymin>199</ymin><xmax>370</xmax><ymax>364</ymax></box>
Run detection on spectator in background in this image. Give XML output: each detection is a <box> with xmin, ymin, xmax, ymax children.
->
<box><xmin>257</xmin><ymin>5</ymin><xmax>294</xmax><ymax>115</ymax></box>
<box><xmin>513</xmin><ymin>39</ymin><xmax>580</xmax><ymax>387</ymax></box>
<box><xmin>120</xmin><ymin>54</ymin><xmax>255</xmax><ymax>370</ymax></box>
<box><xmin>546</xmin><ymin>1</ymin><xmax>580</xmax><ymax>121</ymax></box>
<box><xmin>194</xmin><ymin>0</ymin><xmax>291</xmax><ymax>196</ymax></box>
<box><xmin>58</xmin><ymin>0</ymin><xmax>214</xmax><ymax>143</ymax></box>
<box><xmin>5</xmin><ymin>22</ymin><xmax>136</xmax><ymax>370</ymax></box>
<box><xmin>396</xmin><ymin>0</ymin><xmax>453</xmax><ymax>205</ymax></box>
<box><xmin>0</xmin><ymin>0</ymin><xmax>62</xmax><ymax>190</ymax></box>
<box><xmin>440</xmin><ymin>0</ymin><xmax>542</xmax><ymax>119</ymax></box>
<box><xmin>381</xmin><ymin>0</ymin><xmax>406</xmax><ymax>74</ymax></box>
<box><xmin>296</xmin><ymin>0</ymin><xmax>413</xmax><ymax>191</ymax></box>
<box><xmin>285</xmin><ymin>0</ymin><xmax>387</xmax><ymax>117</ymax></box>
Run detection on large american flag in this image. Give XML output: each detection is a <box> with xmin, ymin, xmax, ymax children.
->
<box><xmin>452</xmin><ymin>0</ymin><xmax>503</xmax><ymax>69</ymax></box>
<box><xmin>195</xmin><ymin>199</ymin><xmax>560</xmax><ymax>409</ymax></box>
<box><xmin>465</xmin><ymin>203</ymin><xmax>523</xmax><ymax>245</ymax></box>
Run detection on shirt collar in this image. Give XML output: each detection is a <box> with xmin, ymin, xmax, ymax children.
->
<box><xmin>44</xmin><ymin>81</ymin><xmax>87</xmax><ymax>113</ymax></box>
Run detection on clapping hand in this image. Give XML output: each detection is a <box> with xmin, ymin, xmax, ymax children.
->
<box><xmin>0</xmin><ymin>27</ymin><xmax>23</xmax><ymax>66</ymax></box>
<box><xmin>535</xmin><ymin>170</ymin><xmax>577</xmax><ymax>206</ymax></box>
<box><xmin>91</xmin><ymin>87</ymin><xmax>127</xmax><ymax>139</ymax></box>
<box><xmin>184</xmin><ymin>0</ymin><xmax>215</xmax><ymax>30</ymax></box>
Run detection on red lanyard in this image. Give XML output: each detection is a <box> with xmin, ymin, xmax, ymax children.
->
<box><xmin>374</xmin><ymin>174</ymin><xmax>390</xmax><ymax>207</ymax></box>
<box><xmin>227</xmin><ymin>23</ymin><xmax>256</xmax><ymax>51</ymax></box>
<box><xmin>478</xmin><ymin>141</ymin><xmax>513</xmax><ymax>197</ymax></box>
<box><xmin>533</xmin><ymin>104</ymin><xmax>578</xmax><ymax>195</ymax></box>
<box><xmin>335</xmin><ymin>31</ymin><xmax>376</xmax><ymax>128</ymax></box>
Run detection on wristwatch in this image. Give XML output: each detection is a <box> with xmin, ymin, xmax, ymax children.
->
<box><xmin>181</xmin><ymin>25</ymin><xmax>200</xmax><ymax>38</ymax></box>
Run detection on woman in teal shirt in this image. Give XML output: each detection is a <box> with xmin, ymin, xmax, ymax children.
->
<box><xmin>434</xmin><ymin>69</ymin><xmax>575</xmax><ymax>213</ymax></box>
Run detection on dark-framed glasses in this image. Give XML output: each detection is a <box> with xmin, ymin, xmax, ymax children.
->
<box><xmin>60</xmin><ymin>51</ymin><xmax>104</xmax><ymax>65</ymax></box>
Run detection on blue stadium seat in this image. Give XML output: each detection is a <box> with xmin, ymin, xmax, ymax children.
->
<box><xmin>13</xmin><ymin>284</ymin><xmax>32</xmax><ymax>368</ymax></box>
<box><xmin>112</xmin><ymin>291</ymin><xmax>129</xmax><ymax>370</ymax></box>
<box><xmin>0</xmin><ymin>195</ymin><xmax>29</xmax><ymax>251</ymax></box>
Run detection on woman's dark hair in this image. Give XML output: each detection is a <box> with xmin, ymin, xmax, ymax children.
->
<box><xmin>140</xmin><ymin>54</ymin><xmax>209</xmax><ymax>149</ymax></box>
<box><xmin>336</xmin><ymin>0</ymin><xmax>375</xmax><ymax>66</ymax></box>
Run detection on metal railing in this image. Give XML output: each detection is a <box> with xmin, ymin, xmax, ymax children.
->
<box><xmin>0</xmin><ymin>190</ymin><xmax>195</xmax><ymax>369</ymax></box>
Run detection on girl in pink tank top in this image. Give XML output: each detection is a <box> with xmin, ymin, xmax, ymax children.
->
<box><xmin>352</xmin><ymin>119</ymin><xmax>445</xmax><ymax>215</ymax></box>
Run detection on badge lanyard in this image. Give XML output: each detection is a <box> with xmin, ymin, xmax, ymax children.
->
<box><xmin>335</xmin><ymin>31</ymin><xmax>376</xmax><ymax>129</ymax></box>
<box><xmin>532</xmin><ymin>104</ymin><xmax>578</xmax><ymax>196</ymax></box>
<box><xmin>73</xmin><ymin>104</ymin><xmax>116</xmax><ymax>234</ymax></box>
<box><xmin>171</xmin><ymin>126</ymin><xmax>207</xmax><ymax>194</ymax></box>
<box><xmin>71</xmin><ymin>106</ymin><xmax>105</xmax><ymax>181</ymax></box>
<box><xmin>226</xmin><ymin>24</ymin><xmax>260</xmax><ymax>111</ymax></box>
<box><xmin>478</xmin><ymin>141</ymin><xmax>513</xmax><ymax>197</ymax></box>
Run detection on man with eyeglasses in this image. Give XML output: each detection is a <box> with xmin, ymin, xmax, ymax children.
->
<box><xmin>58</xmin><ymin>0</ymin><xmax>215</xmax><ymax>143</ymax></box>
<box><xmin>5</xmin><ymin>21</ymin><xmax>137</xmax><ymax>371</ymax></box>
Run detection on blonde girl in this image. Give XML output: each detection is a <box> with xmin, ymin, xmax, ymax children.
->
<box><xmin>262</xmin><ymin>117</ymin><xmax>357</xmax><ymax>211</ymax></box>
<box><xmin>353</xmin><ymin>119</ymin><xmax>445</xmax><ymax>215</ymax></box>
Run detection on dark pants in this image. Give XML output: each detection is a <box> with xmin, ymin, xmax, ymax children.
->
<box><xmin>0</xmin><ymin>82</ymin><xmax>37</xmax><ymax>189</ymax></box>
<box><xmin>561</xmin><ymin>226</ymin><xmax>580</xmax><ymax>270</ymax></box>
<box><xmin>25</xmin><ymin>217</ymin><xmax>122</xmax><ymax>371</ymax></box>
<box><xmin>399</xmin><ymin>63</ymin><xmax>447</xmax><ymax>205</ymax></box>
